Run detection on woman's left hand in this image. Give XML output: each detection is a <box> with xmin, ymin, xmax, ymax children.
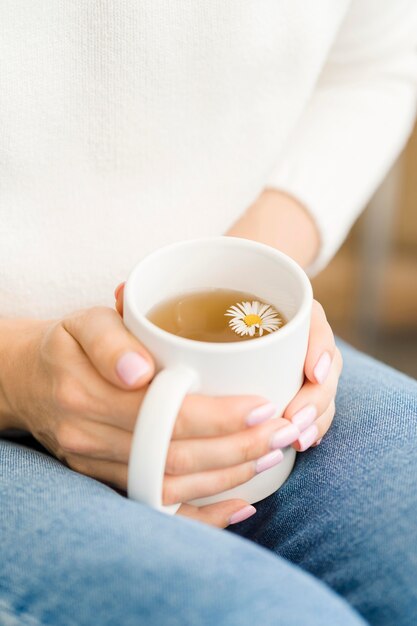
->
<box><xmin>284</xmin><ymin>299</ymin><xmax>343</xmax><ymax>451</ymax></box>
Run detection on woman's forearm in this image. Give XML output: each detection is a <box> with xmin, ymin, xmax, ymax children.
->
<box><xmin>226</xmin><ymin>189</ymin><xmax>320</xmax><ymax>270</ymax></box>
<box><xmin>0</xmin><ymin>319</ymin><xmax>38</xmax><ymax>431</ymax></box>
<box><xmin>0</xmin><ymin>320</ymin><xmax>19</xmax><ymax>429</ymax></box>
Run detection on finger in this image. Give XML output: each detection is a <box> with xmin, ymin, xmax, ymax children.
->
<box><xmin>163</xmin><ymin>450</ymin><xmax>283</xmax><ymax>505</ymax></box>
<box><xmin>57</xmin><ymin>411</ymin><xmax>296</xmax><ymax>474</ymax></box>
<box><xmin>304</xmin><ymin>300</ymin><xmax>336</xmax><ymax>384</ymax></box>
<box><xmin>284</xmin><ymin>348</ymin><xmax>342</xmax><ymax>429</ymax></box>
<box><xmin>173</xmin><ymin>395</ymin><xmax>278</xmax><ymax>439</ymax></box>
<box><xmin>115</xmin><ymin>283</ymin><xmax>125</xmax><ymax>317</ymax></box>
<box><xmin>178</xmin><ymin>500</ymin><xmax>256</xmax><ymax>528</ymax></box>
<box><xmin>56</xmin><ymin>418</ymin><xmax>132</xmax><ymax>462</ymax></box>
<box><xmin>166</xmin><ymin>417</ymin><xmax>298</xmax><ymax>474</ymax></box>
<box><xmin>63</xmin><ymin>307</ymin><xmax>155</xmax><ymax>389</ymax></box>
<box><xmin>293</xmin><ymin>400</ymin><xmax>335</xmax><ymax>452</ymax></box>
<box><xmin>312</xmin><ymin>438</ymin><xmax>323</xmax><ymax>448</ymax></box>
<box><xmin>83</xmin><ymin>380</ymin><xmax>277</xmax><ymax>436</ymax></box>
<box><xmin>66</xmin><ymin>454</ymin><xmax>128</xmax><ymax>490</ymax></box>
<box><xmin>67</xmin><ymin>452</ymin><xmax>258</xmax><ymax>528</ymax></box>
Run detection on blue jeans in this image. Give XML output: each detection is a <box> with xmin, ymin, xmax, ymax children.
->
<box><xmin>1</xmin><ymin>341</ymin><xmax>416</xmax><ymax>626</ymax></box>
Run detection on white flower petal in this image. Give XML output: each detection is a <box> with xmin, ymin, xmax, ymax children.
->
<box><xmin>225</xmin><ymin>305</ymin><xmax>244</xmax><ymax>317</ymax></box>
<box><xmin>258</xmin><ymin>303</ymin><xmax>269</xmax><ymax>317</ymax></box>
<box><xmin>262</xmin><ymin>313</ymin><xmax>280</xmax><ymax>322</ymax></box>
<box><xmin>263</xmin><ymin>326</ymin><xmax>278</xmax><ymax>333</ymax></box>
<box><xmin>226</xmin><ymin>299</ymin><xmax>282</xmax><ymax>338</ymax></box>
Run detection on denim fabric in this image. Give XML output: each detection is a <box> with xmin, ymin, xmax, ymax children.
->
<box><xmin>230</xmin><ymin>340</ymin><xmax>417</xmax><ymax>625</ymax></box>
<box><xmin>1</xmin><ymin>341</ymin><xmax>416</xmax><ymax>625</ymax></box>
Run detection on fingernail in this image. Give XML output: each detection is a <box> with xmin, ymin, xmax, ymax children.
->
<box><xmin>255</xmin><ymin>449</ymin><xmax>284</xmax><ymax>474</ymax></box>
<box><xmin>270</xmin><ymin>423</ymin><xmax>300</xmax><ymax>449</ymax></box>
<box><xmin>312</xmin><ymin>438</ymin><xmax>323</xmax><ymax>447</ymax></box>
<box><xmin>229</xmin><ymin>505</ymin><xmax>257</xmax><ymax>525</ymax></box>
<box><xmin>246</xmin><ymin>402</ymin><xmax>277</xmax><ymax>426</ymax></box>
<box><xmin>314</xmin><ymin>352</ymin><xmax>331</xmax><ymax>384</ymax></box>
<box><xmin>291</xmin><ymin>405</ymin><xmax>317</xmax><ymax>431</ymax></box>
<box><xmin>116</xmin><ymin>352</ymin><xmax>150</xmax><ymax>386</ymax></box>
<box><xmin>298</xmin><ymin>424</ymin><xmax>319</xmax><ymax>452</ymax></box>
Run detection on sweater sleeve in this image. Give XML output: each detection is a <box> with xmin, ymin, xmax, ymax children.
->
<box><xmin>266</xmin><ymin>0</ymin><xmax>417</xmax><ymax>275</ymax></box>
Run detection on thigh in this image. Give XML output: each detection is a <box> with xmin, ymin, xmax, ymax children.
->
<box><xmin>230</xmin><ymin>341</ymin><xmax>417</xmax><ymax>626</ymax></box>
<box><xmin>0</xmin><ymin>439</ymin><xmax>364</xmax><ymax>626</ymax></box>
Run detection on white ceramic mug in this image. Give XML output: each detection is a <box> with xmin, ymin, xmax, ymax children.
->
<box><xmin>124</xmin><ymin>236</ymin><xmax>312</xmax><ymax>514</ymax></box>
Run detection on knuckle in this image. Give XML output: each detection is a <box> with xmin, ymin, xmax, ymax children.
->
<box><xmin>82</xmin><ymin>305</ymin><xmax>108</xmax><ymax>322</ymax></box>
<box><xmin>62</xmin><ymin>307</ymin><xmax>93</xmax><ymax>335</ymax></box>
<box><xmin>55</xmin><ymin>420</ymin><xmax>87</xmax><ymax>454</ymax></box>
<box><xmin>165</xmin><ymin>445</ymin><xmax>192</xmax><ymax>475</ymax></box>
<box><xmin>54</xmin><ymin>376</ymin><xmax>88</xmax><ymax>414</ymax></box>
<box><xmin>208</xmin><ymin>473</ymin><xmax>226</xmax><ymax>495</ymax></box>
<box><xmin>162</xmin><ymin>478</ymin><xmax>178</xmax><ymax>506</ymax></box>
<box><xmin>66</xmin><ymin>455</ymin><xmax>88</xmax><ymax>476</ymax></box>
<box><xmin>41</xmin><ymin>321</ymin><xmax>68</xmax><ymax>356</ymax></box>
<box><xmin>224</xmin><ymin>471</ymin><xmax>239</xmax><ymax>492</ymax></box>
<box><xmin>222</xmin><ymin>465</ymin><xmax>250</xmax><ymax>493</ymax></box>
<box><xmin>238</xmin><ymin>433</ymin><xmax>258</xmax><ymax>463</ymax></box>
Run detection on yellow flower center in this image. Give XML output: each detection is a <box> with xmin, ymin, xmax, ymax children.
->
<box><xmin>243</xmin><ymin>314</ymin><xmax>262</xmax><ymax>327</ymax></box>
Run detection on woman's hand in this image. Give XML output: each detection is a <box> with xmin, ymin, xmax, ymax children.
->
<box><xmin>0</xmin><ymin>308</ymin><xmax>301</xmax><ymax>529</ymax></box>
<box><xmin>116</xmin><ymin>284</ymin><xmax>342</xmax><ymax>453</ymax></box>
<box><xmin>284</xmin><ymin>300</ymin><xmax>343</xmax><ymax>451</ymax></box>
<box><xmin>226</xmin><ymin>189</ymin><xmax>343</xmax><ymax>450</ymax></box>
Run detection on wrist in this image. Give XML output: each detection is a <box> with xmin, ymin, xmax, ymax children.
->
<box><xmin>0</xmin><ymin>319</ymin><xmax>44</xmax><ymax>431</ymax></box>
<box><xmin>226</xmin><ymin>189</ymin><xmax>320</xmax><ymax>269</ymax></box>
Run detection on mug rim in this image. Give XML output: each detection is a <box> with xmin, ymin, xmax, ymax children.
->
<box><xmin>124</xmin><ymin>236</ymin><xmax>313</xmax><ymax>353</ymax></box>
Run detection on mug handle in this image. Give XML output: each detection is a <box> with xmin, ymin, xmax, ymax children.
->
<box><xmin>127</xmin><ymin>365</ymin><xmax>198</xmax><ymax>514</ymax></box>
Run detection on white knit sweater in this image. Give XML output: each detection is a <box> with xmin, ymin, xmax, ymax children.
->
<box><xmin>1</xmin><ymin>1</ymin><xmax>416</xmax><ymax>319</ymax></box>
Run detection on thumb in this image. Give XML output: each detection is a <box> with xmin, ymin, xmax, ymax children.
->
<box><xmin>63</xmin><ymin>307</ymin><xmax>155</xmax><ymax>389</ymax></box>
<box><xmin>177</xmin><ymin>500</ymin><xmax>256</xmax><ymax>528</ymax></box>
<box><xmin>304</xmin><ymin>300</ymin><xmax>335</xmax><ymax>384</ymax></box>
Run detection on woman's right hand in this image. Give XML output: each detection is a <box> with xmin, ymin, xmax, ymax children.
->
<box><xmin>1</xmin><ymin>308</ymin><xmax>300</xmax><ymax>527</ymax></box>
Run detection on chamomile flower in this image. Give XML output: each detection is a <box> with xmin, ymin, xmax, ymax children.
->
<box><xmin>225</xmin><ymin>300</ymin><xmax>282</xmax><ymax>337</ymax></box>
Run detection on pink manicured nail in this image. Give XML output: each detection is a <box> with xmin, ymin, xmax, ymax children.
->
<box><xmin>291</xmin><ymin>405</ymin><xmax>317</xmax><ymax>431</ymax></box>
<box><xmin>246</xmin><ymin>402</ymin><xmax>277</xmax><ymax>426</ymax></box>
<box><xmin>255</xmin><ymin>449</ymin><xmax>284</xmax><ymax>474</ymax></box>
<box><xmin>270</xmin><ymin>423</ymin><xmax>300</xmax><ymax>449</ymax></box>
<box><xmin>298</xmin><ymin>424</ymin><xmax>319</xmax><ymax>452</ymax></box>
<box><xmin>314</xmin><ymin>352</ymin><xmax>331</xmax><ymax>384</ymax></box>
<box><xmin>116</xmin><ymin>352</ymin><xmax>150</xmax><ymax>386</ymax></box>
<box><xmin>312</xmin><ymin>438</ymin><xmax>323</xmax><ymax>447</ymax></box>
<box><xmin>229</xmin><ymin>505</ymin><xmax>256</xmax><ymax>525</ymax></box>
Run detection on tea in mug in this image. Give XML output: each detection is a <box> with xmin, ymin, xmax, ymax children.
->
<box><xmin>147</xmin><ymin>288</ymin><xmax>285</xmax><ymax>343</ymax></box>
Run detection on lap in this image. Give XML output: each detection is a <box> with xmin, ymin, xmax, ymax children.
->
<box><xmin>0</xmin><ymin>438</ymin><xmax>363</xmax><ymax>626</ymax></box>
<box><xmin>230</xmin><ymin>340</ymin><xmax>417</xmax><ymax>626</ymax></box>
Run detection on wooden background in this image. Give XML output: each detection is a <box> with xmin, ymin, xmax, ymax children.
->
<box><xmin>312</xmin><ymin>122</ymin><xmax>417</xmax><ymax>378</ymax></box>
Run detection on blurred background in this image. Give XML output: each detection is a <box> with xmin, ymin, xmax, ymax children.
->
<box><xmin>312</xmin><ymin>121</ymin><xmax>417</xmax><ymax>379</ymax></box>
